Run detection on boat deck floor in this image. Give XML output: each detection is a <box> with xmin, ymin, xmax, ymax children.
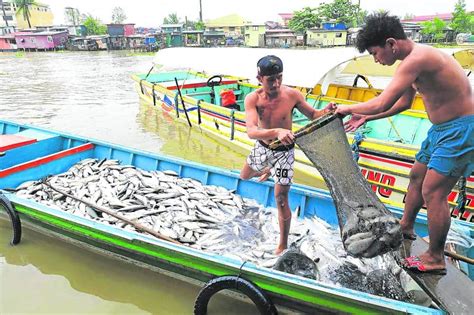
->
<box><xmin>400</xmin><ymin>238</ymin><xmax>474</xmax><ymax>314</ymax></box>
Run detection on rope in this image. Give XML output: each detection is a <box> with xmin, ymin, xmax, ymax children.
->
<box><xmin>454</xmin><ymin>176</ymin><xmax>467</xmax><ymax>213</ymax></box>
<box><xmin>237</xmin><ymin>261</ymin><xmax>247</xmax><ymax>279</ymax></box>
<box><xmin>351</xmin><ymin>131</ymin><xmax>365</xmax><ymax>162</ymax></box>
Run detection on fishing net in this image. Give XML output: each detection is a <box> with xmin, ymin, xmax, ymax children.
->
<box><xmin>294</xmin><ymin>113</ymin><xmax>402</xmax><ymax>258</ymax></box>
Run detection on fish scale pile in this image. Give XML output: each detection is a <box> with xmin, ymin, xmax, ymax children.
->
<box><xmin>14</xmin><ymin>158</ymin><xmax>423</xmax><ymax>302</ymax></box>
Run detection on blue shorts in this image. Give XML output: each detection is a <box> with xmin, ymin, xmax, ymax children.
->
<box><xmin>415</xmin><ymin>115</ymin><xmax>474</xmax><ymax>178</ymax></box>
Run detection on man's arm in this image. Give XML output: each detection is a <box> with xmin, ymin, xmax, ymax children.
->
<box><xmin>293</xmin><ymin>90</ymin><xmax>334</xmax><ymax>120</ymax></box>
<box><xmin>245</xmin><ymin>93</ymin><xmax>294</xmax><ymax>144</ymax></box>
<box><xmin>337</xmin><ymin>58</ymin><xmax>422</xmax><ymax>116</ymax></box>
<box><xmin>344</xmin><ymin>88</ymin><xmax>416</xmax><ymax>131</ymax></box>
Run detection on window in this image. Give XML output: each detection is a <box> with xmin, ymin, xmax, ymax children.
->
<box><xmin>229</xmin><ymin>27</ymin><xmax>235</xmax><ymax>31</ymax></box>
<box><xmin>47</xmin><ymin>36</ymin><xmax>53</xmax><ymax>42</ymax></box>
<box><xmin>30</xmin><ymin>37</ymin><xmax>36</xmax><ymax>43</ymax></box>
<box><xmin>336</xmin><ymin>33</ymin><xmax>342</xmax><ymax>38</ymax></box>
<box><xmin>253</xmin><ymin>26</ymin><xmax>258</xmax><ymax>31</ymax></box>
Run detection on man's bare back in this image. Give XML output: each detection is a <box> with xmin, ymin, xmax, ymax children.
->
<box><xmin>406</xmin><ymin>45</ymin><xmax>473</xmax><ymax>124</ymax></box>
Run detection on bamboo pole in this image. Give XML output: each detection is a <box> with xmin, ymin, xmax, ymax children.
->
<box><xmin>42</xmin><ymin>180</ymin><xmax>181</xmax><ymax>245</ymax></box>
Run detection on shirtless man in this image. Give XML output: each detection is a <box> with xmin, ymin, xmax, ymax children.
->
<box><xmin>240</xmin><ymin>55</ymin><xmax>334</xmax><ymax>254</ymax></box>
<box><xmin>335</xmin><ymin>13</ymin><xmax>474</xmax><ymax>274</ymax></box>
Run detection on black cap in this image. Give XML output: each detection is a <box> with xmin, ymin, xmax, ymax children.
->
<box><xmin>257</xmin><ymin>55</ymin><xmax>283</xmax><ymax>76</ymax></box>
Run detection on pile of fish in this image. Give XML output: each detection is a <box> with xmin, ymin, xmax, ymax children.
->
<box><xmin>14</xmin><ymin>158</ymin><xmax>426</xmax><ymax>303</ymax></box>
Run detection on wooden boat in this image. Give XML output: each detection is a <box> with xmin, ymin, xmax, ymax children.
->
<box><xmin>1</xmin><ymin>119</ymin><xmax>472</xmax><ymax>314</ymax></box>
<box><xmin>131</xmin><ymin>47</ymin><xmax>473</xmax><ymax>222</ymax></box>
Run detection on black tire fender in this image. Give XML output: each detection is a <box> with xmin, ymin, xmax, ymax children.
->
<box><xmin>0</xmin><ymin>193</ymin><xmax>21</xmax><ymax>245</ymax></box>
<box><xmin>194</xmin><ymin>275</ymin><xmax>277</xmax><ymax>315</ymax></box>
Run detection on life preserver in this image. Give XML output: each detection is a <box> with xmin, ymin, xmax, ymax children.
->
<box><xmin>194</xmin><ymin>275</ymin><xmax>277</xmax><ymax>315</ymax></box>
<box><xmin>0</xmin><ymin>193</ymin><xmax>21</xmax><ymax>245</ymax></box>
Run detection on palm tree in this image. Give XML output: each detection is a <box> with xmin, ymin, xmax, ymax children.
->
<box><xmin>15</xmin><ymin>0</ymin><xmax>36</xmax><ymax>29</ymax></box>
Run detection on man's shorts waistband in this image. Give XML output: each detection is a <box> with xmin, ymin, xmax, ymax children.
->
<box><xmin>432</xmin><ymin>114</ymin><xmax>474</xmax><ymax>131</ymax></box>
<box><xmin>258</xmin><ymin>140</ymin><xmax>295</xmax><ymax>151</ymax></box>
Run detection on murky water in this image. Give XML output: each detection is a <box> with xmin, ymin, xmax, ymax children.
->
<box><xmin>0</xmin><ymin>51</ymin><xmax>269</xmax><ymax>314</ymax></box>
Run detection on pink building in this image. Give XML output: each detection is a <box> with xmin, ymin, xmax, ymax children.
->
<box><xmin>15</xmin><ymin>31</ymin><xmax>68</xmax><ymax>50</ymax></box>
<box><xmin>0</xmin><ymin>33</ymin><xmax>17</xmax><ymax>51</ymax></box>
<box><xmin>401</xmin><ymin>13</ymin><xmax>453</xmax><ymax>23</ymax></box>
<box><xmin>278</xmin><ymin>13</ymin><xmax>294</xmax><ymax>26</ymax></box>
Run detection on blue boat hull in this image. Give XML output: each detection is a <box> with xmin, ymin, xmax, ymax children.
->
<box><xmin>1</xmin><ymin>119</ymin><xmax>472</xmax><ymax>313</ymax></box>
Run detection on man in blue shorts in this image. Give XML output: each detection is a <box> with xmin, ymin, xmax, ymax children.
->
<box><xmin>241</xmin><ymin>55</ymin><xmax>335</xmax><ymax>254</ymax></box>
<box><xmin>336</xmin><ymin>13</ymin><xmax>473</xmax><ymax>274</ymax></box>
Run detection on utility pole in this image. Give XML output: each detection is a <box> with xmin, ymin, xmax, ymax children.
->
<box><xmin>356</xmin><ymin>0</ymin><xmax>360</xmax><ymax>26</ymax></box>
<box><xmin>199</xmin><ymin>0</ymin><xmax>202</xmax><ymax>22</ymax></box>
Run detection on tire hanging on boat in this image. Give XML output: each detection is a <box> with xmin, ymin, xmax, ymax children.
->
<box><xmin>194</xmin><ymin>275</ymin><xmax>277</xmax><ymax>315</ymax></box>
<box><xmin>0</xmin><ymin>193</ymin><xmax>22</xmax><ymax>245</ymax></box>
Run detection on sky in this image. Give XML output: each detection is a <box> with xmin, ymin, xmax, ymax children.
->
<box><xmin>42</xmin><ymin>0</ymin><xmax>473</xmax><ymax>27</ymax></box>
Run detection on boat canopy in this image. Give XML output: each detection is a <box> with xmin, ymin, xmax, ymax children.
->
<box><xmin>318</xmin><ymin>48</ymin><xmax>473</xmax><ymax>93</ymax></box>
<box><xmin>152</xmin><ymin>47</ymin><xmax>473</xmax><ymax>92</ymax></box>
<box><xmin>152</xmin><ymin>47</ymin><xmax>363</xmax><ymax>87</ymax></box>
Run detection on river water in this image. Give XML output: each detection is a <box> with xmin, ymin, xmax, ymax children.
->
<box><xmin>1</xmin><ymin>48</ymin><xmax>471</xmax><ymax>314</ymax></box>
<box><xmin>0</xmin><ymin>51</ymin><xmax>266</xmax><ymax>315</ymax></box>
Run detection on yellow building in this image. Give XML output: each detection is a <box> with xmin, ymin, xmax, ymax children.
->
<box><xmin>244</xmin><ymin>23</ymin><xmax>265</xmax><ymax>47</ymax></box>
<box><xmin>205</xmin><ymin>14</ymin><xmax>249</xmax><ymax>37</ymax></box>
<box><xmin>306</xmin><ymin>29</ymin><xmax>347</xmax><ymax>47</ymax></box>
<box><xmin>7</xmin><ymin>0</ymin><xmax>53</xmax><ymax>29</ymax></box>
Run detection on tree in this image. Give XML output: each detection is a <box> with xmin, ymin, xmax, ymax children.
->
<box><xmin>112</xmin><ymin>6</ymin><xmax>127</xmax><ymax>24</ymax></box>
<box><xmin>15</xmin><ymin>0</ymin><xmax>36</xmax><ymax>29</ymax></box>
<box><xmin>195</xmin><ymin>20</ymin><xmax>205</xmax><ymax>30</ymax></box>
<box><xmin>288</xmin><ymin>7</ymin><xmax>321</xmax><ymax>33</ymax></box>
<box><xmin>83</xmin><ymin>15</ymin><xmax>107</xmax><ymax>35</ymax></box>
<box><xmin>163</xmin><ymin>13</ymin><xmax>180</xmax><ymax>24</ymax></box>
<box><xmin>450</xmin><ymin>0</ymin><xmax>474</xmax><ymax>34</ymax></box>
<box><xmin>421</xmin><ymin>18</ymin><xmax>446</xmax><ymax>42</ymax></box>
<box><xmin>317</xmin><ymin>0</ymin><xmax>361</xmax><ymax>27</ymax></box>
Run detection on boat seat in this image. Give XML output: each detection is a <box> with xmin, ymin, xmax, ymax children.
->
<box><xmin>0</xmin><ymin>135</ymin><xmax>37</xmax><ymax>151</ymax></box>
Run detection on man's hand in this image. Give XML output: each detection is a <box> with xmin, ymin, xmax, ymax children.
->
<box><xmin>323</xmin><ymin>102</ymin><xmax>338</xmax><ymax>113</ymax></box>
<box><xmin>276</xmin><ymin>128</ymin><xmax>295</xmax><ymax>145</ymax></box>
<box><xmin>344</xmin><ymin>114</ymin><xmax>367</xmax><ymax>132</ymax></box>
<box><xmin>335</xmin><ymin>104</ymin><xmax>352</xmax><ymax>117</ymax></box>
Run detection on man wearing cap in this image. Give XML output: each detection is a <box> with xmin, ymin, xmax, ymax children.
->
<box><xmin>240</xmin><ymin>55</ymin><xmax>335</xmax><ymax>255</ymax></box>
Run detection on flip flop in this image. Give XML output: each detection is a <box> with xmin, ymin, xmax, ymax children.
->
<box><xmin>402</xmin><ymin>256</ymin><xmax>447</xmax><ymax>275</ymax></box>
<box><xmin>402</xmin><ymin>232</ymin><xmax>417</xmax><ymax>240</ymax></box>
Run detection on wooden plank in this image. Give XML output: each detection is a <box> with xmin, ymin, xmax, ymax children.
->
<box><xmin>399</xmin><ymin>238</ymin><xmax>474</xmax><ymax>314</ymax></box>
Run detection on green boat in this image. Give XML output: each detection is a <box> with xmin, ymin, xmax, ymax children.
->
<box><xmin>132</xmin><ymin>47</ymin><xmax>473</xmax><ymax>222</ymax></box>
<box><xmin>2</xmin><ymin>119</ymin><xmax>473</xmax><ymax>314</ymax></box>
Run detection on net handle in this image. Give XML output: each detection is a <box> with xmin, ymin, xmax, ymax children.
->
<box><xmin>269</xmin><ymin>111</ymin><xmax>340</xmax><ymax>149</ymax></box>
